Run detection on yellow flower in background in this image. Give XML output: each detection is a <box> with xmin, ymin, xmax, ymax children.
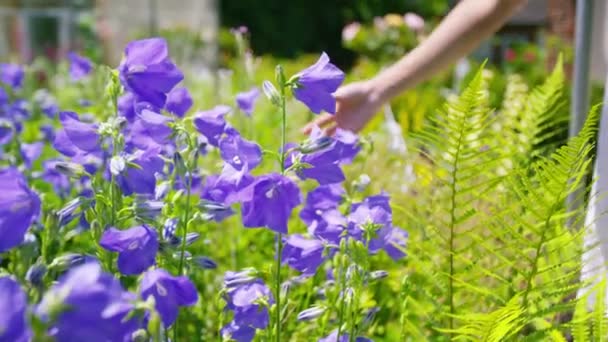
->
<box><xmin>384</xmin><ymin>14</ymin><xmax>404</xmax><ymax>27</ymax></box>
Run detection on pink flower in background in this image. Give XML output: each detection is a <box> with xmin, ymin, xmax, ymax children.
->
<box><xmin>373</xmin><ymin>16</ymin><xmax>388</xmax><ymax>32</ymax></box>
<box><xmin>403</xmin><ymin>12</ymin><xmax>425</xmax><ymax>32</ymax></box>
<box><xmin>342</xmin><ymin>22</ymin><xmax>361</xmax><ymax>42</ymax></box>
<box><xmin>505</xmin><ymin>48</ymin><xmax>517</xmax><ymax>62</ymax></box>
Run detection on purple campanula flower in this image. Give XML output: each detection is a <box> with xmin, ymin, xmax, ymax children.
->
<box><xmin>116</xmin><ymin>147</ymin><xmax>164</xmax><ymax>196</ymax></box>
<box><xmin>100</xmin><ymin>225</ymin><xmax>159</xmax><ymax>275</ymax></box>
<box><xmin>0</xmin><ymin>120</ymin><xmax>13</xmax><ymax>145</ymax></box>
<box><xmin>68</xmin><ymin>52</ymin><xmax>93</xmax><ymax>81</ymax></box>
<box><xmin>33</xmin><ymin>89</ymin><xmax>59</xmax><ymax>118</ymax></box>
<box><xmin>36</xmin><ymin>263</ymin><xmax>140</xmax><ymax>342</ymax></box>
<box><xmin>222</xmin><ymin>274</ymin><xmax>273</xmax><ymax>338</ymax></box>
<box><xmin>20</xmin><ymin>142</ymin><xmax>43</xmax><ymax>167</ymax></box>
<box><xmin>193</xmin><ymin>105</ymin><xmax>231</xmax><ymax>147</ymax></box>
<box><xmin>164</xmin><ymin>86</ymin><xmax>193</xmax><ymax>117</ymax></box>
<box><xmin>41</xmin><ymin>159</ymin><xmax>71</xmax><ymax>194</ymax></box>
<box><xmin>118</xmin><ymin>92</ymin><xmax>136</xmax><ymax>122</ymax></box>
<box><xmin>383</xmin><ymin>226</ymin><xmax>408</xmax><ymax>261</ymax></box>
<box><xmin>282</xmin><ymin>234</ymin><xmax>325</xmax><ymax>276</ymax></box>
<box><xmin>219</xmin><ymin>128</ymin><xmax>262</xmax><ymax>172</ymax></box>
<box><xmin>221</xmin><ymin>321</ymin><xmax>256</xmax><ymax>342</ymax></box>
<box><xmin>0</xmin><ymin>87</ymin><xmax>7</xmax><ymax>105</ymax></box>
<box><xmin>130</xmin><ymin>108</ymin><xmax>173</xmax><ymax>150</ymax></box>
<box><xmin>300</xmin><ymin>184</ymin><xmax>344</xmax><ymax>226</ymax></box>
<box><xmin>288</xmin><ymin>126</ymin><xmax>360</xmax><ymax>185</ymax></box>
<box><xmin>201</xmin><ymin>170</ymin><xmax>254</xmax><ymax>206</ymax></box>
<box><xmin>40</xmin><ymin>124</ymin><xmax>55</xmax><ymax>142</ymax></box>
<box><xmin>235</xmin><ymin>87</ymin><xmax>260</xmax><ymax>116</ymax></box>
<box><xmin>318</xmin><ymin>330</ymin><xmax>372</xmax><ymax>342</ymax></box>
<box><xmin>347</xmin><ymin>194</ymin><xmax>406</xmax><ymax>259</ymax></box>
<box><xmin>118</xmin><ymin>37</ymin><xmax>184</xmax><ymax>108</ymax></box>
<box><xmin>0</xmin><ymin>63</ymin><xmax>24</xmax><ymax>89</ymax></box>
<box><xmin>240</xmin><ymin>173</ymin><xmax>301</xmax><ymax>234</ymax></box>
<box><xmin>53</xmin><ymin>111</ymin><xmax>100</xmax><ymax>157</ymax></box>
<box><xmin>0</xmin><ymin>277</ymin><xmax>32</xmax><ymax>342</ymax></box>
<box><xmin>293</xmin><ymin>52</ymin><xmax>345</xmax><ymax>114</ymax></box>
<box><xmin>140</xmin><ymin>268</ymin><xmax>198</xmax><ymax>327</ymax></box>
<box><xmin>0</xmin><ymin>168</ymin><xmax>41</xmax><ymax>253</ymax></box>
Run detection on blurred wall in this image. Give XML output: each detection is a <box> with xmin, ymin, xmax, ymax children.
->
<box><xmin>590</xmin><ymin>0</ymin><xmax>607</xmax><ymax>83</ymax></box>
<box><xmin>97</xmin><ymin>0</ymin><xmax>218</xmax><ymax>68</ymax></box>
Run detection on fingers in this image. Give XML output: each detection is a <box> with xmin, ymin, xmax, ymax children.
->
<box><xmin>301</xmin><ymin>113</ymin><xmax>335</xmax><ymax>135</ymax></box>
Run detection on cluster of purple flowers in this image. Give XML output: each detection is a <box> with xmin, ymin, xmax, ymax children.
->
<box><xmin>0</xmin><ymin>33</ymin><xmax>408</xmax><ymax>341</ymax></box>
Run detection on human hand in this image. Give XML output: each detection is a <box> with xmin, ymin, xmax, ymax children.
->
<box><xmin>302</xmin><ymin>80</ymin><xmax>384</xmax><ymax>135</ymax></box>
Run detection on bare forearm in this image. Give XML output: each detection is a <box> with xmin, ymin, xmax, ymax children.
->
<box><xmin>370</xmin><ymin>0</ymin><xmax>527</xmax><ymax>103</ymax></box>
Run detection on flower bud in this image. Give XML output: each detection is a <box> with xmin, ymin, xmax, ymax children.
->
<box><xmin>297</xmin><ymin>306</ymin><xmax>326</xmax><ymax>321</ymax></box>
<box><xmin>262</xmin><ymin>80</ymin><xmax>281</xmax><ymax>106</ymax></box>
<box><xmin>134</xmin><ymin>200</ymin><xmax>165</xmax><ymax>220</ymax></box>
<box><xmin>369</xmin><ymin>270</ymin><xmax>389</xmax><ymax>281</ymax></box>
<box><xmin>110</xmin><ymin>156</ymin><xmax>126</xmax><ymax>176</ymax></box>
<box><xmin>57</xmin><ymin>197</ymin><xmax>82</xmax><ymax>227</ymax></box>
<box><xmin>275</xmin><ymin>65</ymin><xmax>286</xmax><ymax>88</ymax></box>
<box><xmin>192</xmin><ymin>256</ymin><xmax>218</xmax><ymax>270</ymax></box>
<box><xmin>55</xmin><ymin>162</ymin><xmax>85</xmax><ymax>178</ymax></box>
<box><xmin>25</xmin><ymin>263</ymin><xmax>47</xmax><ymax>287</ymax></box>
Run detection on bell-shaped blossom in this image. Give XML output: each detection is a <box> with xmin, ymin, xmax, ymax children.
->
<box><xmin>293</xmin><ymin>52</ymin><xmax>344</xmax><ymax>114</ymax></box>
<box><xmin>0</xmin><ymin>168</ymin><xmax>41</xmax><ymax>253</ymax></box>
<box><xmin>222</xmin><ymin>274</ymin><xmax>273</xmax><ymax>342</ymax></box>
<box><xmin>219</xmin><ymin>128</ymin><xmax>262</xmax><ymax>172</ymax></box>
<box><xmin>282</xmin><ymin>234</ymin><xmax>325</xmax><ymax>276</ymax></box>
<box><xmin>140</xmin><ymin>268</ymin><xmax>198</xmax><ymax>327</ymax></box>
<box><xmin>20</xmin><ymin>142</ymin><xmax>43</xmax><ymax>167</ymax></box>
<box><xmin>0</xmin><ymin>120</ymin><xmax>13</xmax><ymax>145</ymax></box>
<box><xmin>0</xmin><ymin>277</ymin><xmax>32</xmax><ymax>342</ymax></box>
<box><xmin>100</xmin><ymin>225</ymin><xmax>159</xmax><ymax>275</ymax></box>
<box><xmin>68</xmin><ymin>52</ymin><xmax>93</xmax><ymax>81</ymax></box>
<box><xmin>288</xmin><ymin>127</ymin><xmax>360</xmax><ymax>185</ymax></box>
<box><xmin>347</xmin><ymin>194</ymin><xmax>407</xmax><ymax>259</ymax></box>
<box><xmin>41</xmin><ymin>159</ymin><xmax>71</xmax><ymax>195</ymax></box>
<box><xmin>130</xmin><ymin>108</ymin><xmax>173</xmax><ymax>150</ymax></box>
<box><xmin>36</xmin><ymin>263</ymin><xmax>140</xmax><ymax>342</ymax></box>
<box><xmin>118</xmin><ymin>92</ymin><xmax>136</xmax><ymax>122</ymax></box>
<box><xmin>193</xmin><ymin>105</ymin><xmax>231</xmax><ymax>147</ymax></box>
<box><xmin>165</xmin><ymin>86</ymin><xmax>193</xmax><ymax>117</ymax></box>
<box><xmin>33</xmin><ymin>89</ymin><xmax>59</xmax><ymax>118</ymax></box>
<box><xmin>240</xmin><ymin>173</ymin><xmax>301</xmax><ymax>234</ymax></box>
<box><xmin>53</xmin><ymin>111</ymin><xmax>100</xmax><ymax>157</ymax></box>
<box><xmin>0</xmin><ymin>63</ymin><xmax>24</xmax><ymax>89</ymax></box>
<box><xmin>116</xmin><ymin>147</ymin><xmax>164</xmax><ymax>196</ymax></box>
<box><xmin>235</xmin><ymin>87</ymin><xmax>260</xmax><ymax>116</ymax></box>
<box><xmin>118</xmin><ymin>38</ymin><xmax>183</xmax><ymax>108</ymax></box>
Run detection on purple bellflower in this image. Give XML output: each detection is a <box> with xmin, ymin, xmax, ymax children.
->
<box><xmin>20</xmin><ymin>142</ymin><xmax>44</xmax><ymax>168</ymax></box>
<box><xmin>240</xmin><ymin>173</ymin><xmax>301</xmax><ymax>234</ymax></box>
<box><xmin>219</xmin><ymin>128</ymin><xmax>262</xmax><ymax>173</ymax></box>
<box><xmin>222</xmin><ymin>274</ymin><xmax>273</xmax><ymax>342</ymax></box>
<box><xmin>36</xmin><ymin>263</ymin><xmax>140</xmax><ymax>342</ymax></box>
<box><xmin>67</xmin><ymin>52</ymin><xmax>93</xmax><ymax>81</ymax></box>
<box><xmin>100</xmin><ymin>225</ymin><xmax>159</xmax><ymax>275</ymax></box>
<box><xmin>0</xmin><ymin>63</ymin><xmax>24</xmax><ymax>89</ymax></box>
<box><xmin>165</xmin><ymin>86</ymin><xmax>193</xmax><ymax>117</ymax></box>
<box><xmin>140</xmin><ymin>268</ymin><xmax>198</xmax><ymax>327</ymax></box>
<box><xmin>236</xmin><ymin>87</ymin><xmax>260</xmax><ymax>116</ymax></box>
<box><xmin>0</xmin><ymin>277</ymin><xmax>32</xmax><ymax>342</ymax></box>
<box><xmin>118</xmin><ymin>92</ymin><xmax>137</xmax><ymax>122</ymax></box>
<box><xmin>130</xmin><ymin>108</ymin><xmax>173</xmax><ymax>151</ymax></box>
<box><xmin>293</xmin><ymin>52</ymin><xmax>345</xmax><ymax>114</ymax></box>
<box><xmin>193</xmin><ymin>105</ymin><xmax>231</xmax><ymax>147</ymax></box>
<box><xmin>116</xmin><ymin>147</ymin><xmax>164</xmax><ymax>196</ymax></box>
<box><xmin>0</xmin><ymin>168</ymin><xmax>41</xmax><ymax>253</ymax></box>
<box><xmin>118</xmin><ymin>37</ymin><xmax>184</xmax><ymax>108</ymax></box>
<box><xmin>53</xmin><ymin>111</ymin><xmax>100</xmax><ymax>157</ymax></box>
<box><xmin>282</xmin><ymin>234</ymin><xmax>326</xmax><ymax>276</ymax></box>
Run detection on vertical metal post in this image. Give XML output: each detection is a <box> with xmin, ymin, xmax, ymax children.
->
<box><xmin>149</xmin><ymin>0</ymin><xmax>158</xmax><ymax>36</ymax></box>
<box><xmin>567</xmin><ymin>0</ymin><xmax>594</xmax><ymax>227</ymax></box>
<box><xmin>570</xmin><ymin>0</ymin><xmax>594</xmax><ymax>137</ymax></box>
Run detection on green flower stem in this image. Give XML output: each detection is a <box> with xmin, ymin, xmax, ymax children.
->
<box><xmin>274</xmin><ymin>67</ymin><xmax>288</xmax><ymax>342</ymax></box>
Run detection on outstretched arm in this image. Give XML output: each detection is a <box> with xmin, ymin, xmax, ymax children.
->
<box><xmin>304</xmin><ymin>0</ymin><xmax>528</xmax><ymax>134</ymax></box>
